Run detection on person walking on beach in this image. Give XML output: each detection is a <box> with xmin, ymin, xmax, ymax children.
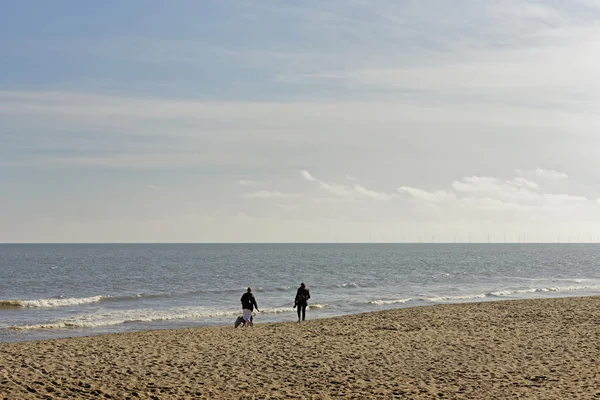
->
<box><xmin>240</xmin><ymin>287</ymin><xmax>259</xmax><ymax>327</ymax></box>
<box><xmin>294</xmin><ymin>282</ymin><xmax>310</xmax><ymax>322</ymax></box>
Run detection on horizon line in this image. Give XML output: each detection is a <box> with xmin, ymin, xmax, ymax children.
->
<box><xmin>1</xmin><ymin>242</ymin><xmax>598</xmax><ymax>245</ymax></box>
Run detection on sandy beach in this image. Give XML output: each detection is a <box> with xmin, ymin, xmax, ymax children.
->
<box><xmin>2</xmin><ymin>297</ymin><xmax>600</xmax><ymax>399</ymax></box>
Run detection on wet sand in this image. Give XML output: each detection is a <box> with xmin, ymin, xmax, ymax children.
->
<box><xmin>2</xmin><ymin>296</ymin><xmax>600</xmax><ymax>399</ymax></box>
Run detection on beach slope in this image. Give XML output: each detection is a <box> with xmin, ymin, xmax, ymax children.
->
<box><xmin>2</xmin><ymin>297</ymin><xmax>600</xmax><ymax>399</ymax></box>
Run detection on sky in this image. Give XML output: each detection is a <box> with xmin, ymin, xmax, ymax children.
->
<box><xmin>2</xmin><ymin>0</ymin><xmax>600</xmax><ymax>243</ymax></box>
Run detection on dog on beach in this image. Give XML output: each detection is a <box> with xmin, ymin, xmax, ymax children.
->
<box><xmin>234</xmin><ymin>314</ymin><xmax>253</xmax><ymax>328</ymax></box>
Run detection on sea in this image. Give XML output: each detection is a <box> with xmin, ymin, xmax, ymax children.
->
<box><xmin>1</xmin><ymin>243</ymin><xmax>600</xmax><ymax>343</ymax></box>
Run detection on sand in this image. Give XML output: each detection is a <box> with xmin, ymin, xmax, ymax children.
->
<box><xmin>2</xmin><ymin>297</ymin><xmax>600</xmax><ymax>399</ymax></box>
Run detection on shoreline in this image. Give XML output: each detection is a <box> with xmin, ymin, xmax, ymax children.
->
<box><xmin>4</xmin><ymin>291</ymin><xmax>596</xmax><ymax>344</ymax></box>
<box><xmin>2</xmin><ymin>296</ymin><xmax>600</xmax><ymax>398</ymax></box>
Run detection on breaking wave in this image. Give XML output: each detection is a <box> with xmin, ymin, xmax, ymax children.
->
<box><xmin>0</xmin><ymin>292</ymin><xmax>177</xmax><ymax>309</ymax></box>
<box><xmin>0</xmin><ymin>296</ymin><xmax>109</xmax><ymax>309</ymax></box>
<box><xmin>368</xmin><ymin>284</ymin><xmax>600</xmax><ymax>307</ymax></box>
<box><xmin>368</xmin><ymin>298</ymin><xmax>413</xmax><ymax>305</ymax></box>
<box><xmin>488</xmin><ymin>284</ymin><xmax>600</xmax><ymax>297</ymax></box>
<box><xmin>422</xmin><ymin>294</ymin><xmax>487</xmax><ymax>302</ymax></box>
<box><xmin>9</xmin><ymin>305</ymin><xmax>300</xmax><ymax>331</ymax></box>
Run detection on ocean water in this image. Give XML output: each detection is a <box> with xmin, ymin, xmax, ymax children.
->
<box><xmin>1</xmin><ymin>243</ymin><xmax>600</xmax><ymax>343</ymax></box>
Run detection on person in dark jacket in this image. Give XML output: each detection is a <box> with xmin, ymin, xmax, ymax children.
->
<box><xmin>293</xmin><ymin>282</ymin><xmax>310</xmax><ymax>322</ymax></box>
<box><xmin>240</xmin><ymin>287</ymin><xmax>259</xmax><ymax>327</ymax></box>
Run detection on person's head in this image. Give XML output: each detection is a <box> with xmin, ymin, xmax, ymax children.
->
<box><xmin>247</xmin><ymin>287</ymin><xmax>252</xmax><ymax>293</ymax></box>
<box><xmin>300</xmin><ymin>282</ymin><xmax>306</xmax><ymax>288</ymax></box>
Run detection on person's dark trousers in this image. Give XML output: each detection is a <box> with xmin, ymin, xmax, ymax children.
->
<box><xmin>297</xmin><ymin>302</ymin><xmax>307</xmax><ymax>321</ymax></box>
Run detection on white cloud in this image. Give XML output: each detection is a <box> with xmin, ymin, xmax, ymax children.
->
<box><xmin>531</xmin><ymin>168</ymin><xmax>569</xmax><ymax>180</ymax></box>
<box><xmin>448</xmin><ymin>173</ymin><xmax>587</xmax><ymax>215</ymax></box>
<box><xmin>453</xmin><ymin>176</ymin><xmax>507</xmax><ymax>196</ymax></box>
<box><xmin>353</xmin><ymin>184</ymin><xmax>396</xmax><ymax>201</ymax></box>
<box><xmin>398</xmin><ymin>187</ymin><xmax>455</xmax><ymax>203</ymax></box>
<box><xmin>389</xmin><ymin>170</ymin><xmax>592</xmax><ymax>224</ymax></box>
<box><xmin>300</xmin><ymin>170</ymin><xmax>353</xmax><ymax>197</ymax></box>
<box><xmin>512</xmin><ymin>177</ymin><xmax>540</xmax><ymax>190</ymax></box>
<box><xmin>300</xmin><ymin>170</ymin><xmax>316</xmax><ymax>182</ymax></box>
<box><xmin>514</xmin><ymin>167</ymin><xmax>569</xmax><ymax>180</ymax></box>
<box><xmin>451</xmin><ymin>175</ymin><xmax>579</xmax><ymax>207</ymax></box>
<box><xmin>242</xmin><ymin>190</ymin><xmax>299</xmax><ymax>200</ymax></box>
<box><xmin>515</xmin><ymin>168</ymin><xmax>569</xmax><ymax>180</ymax></box>
<box><xmin>301</xmin><ymin>170</ymin><xmax>397</xmax><ymax>201</ymax></box>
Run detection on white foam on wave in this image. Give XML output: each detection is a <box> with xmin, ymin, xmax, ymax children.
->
<box><xmin>422</xmin><ymin>293</ymin><xmax>487</xmax><ymax>302</ymax></box>
<box><xmin>308</xmin><ymin>303</ymin><xmax>329</xmax><ymax>309</ymax></box>
<box><xmin>489</xmin><ymin>288</ymin><xmax>537</xmax><ymax>297</ymax></box>
<box><xmin>1</xmin><ymin>295</ymin><xmax>109</xmax><ymax>308</ymax></box>
<box><xmin>416</xmin><ymin>283</ymin><xmax>600</xmax><ymax>304</ymax></box>
<box><xmin>542</xmin><ymin>284</ymin><xmax>600</xmax><ymax>292</ymax></box>
<box><xmin>490</xmin><ymin>284</ymin><xmax>600</xmax><ymax>297</ymax></box>
<box><xmin>369</xmin><ymin>298</ymin><xmax>413</xmax><ymax>306</ymax></box>
<box><xmin>9</xmin><ymin>304</ymin><xmax>302</xmax><ymax>331</ymax></box>
<box><xmin>10</xmin><ymin>307</ymin><xmax>241</xmax><ymax>330</ymax></box>
<box><xmin>126</xmin><ymin>292</ymin><xmax>173</xmax><ymax>300</ymax></box>
<box><xmin>260</xmin><ymin>307</ymin><xmax>295</xmax><ymax>314</ymax></box>
<box><xmin>0</xmin><ymin>292</ymin><xmax>181</xmax><ymax>310</ymax></box>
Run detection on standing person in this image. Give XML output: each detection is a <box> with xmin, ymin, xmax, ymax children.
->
<box><xmin>294</xmin><ymin>282</ymin><xmax>310</xmax><ymax>322</ymax></box>
<box><xmin>240</xmin><ymin>287</ymin><xmax>259</xmax><ymax>327</ymax></box>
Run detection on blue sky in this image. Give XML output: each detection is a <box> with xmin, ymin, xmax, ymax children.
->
<box><xmin>2</xmin><ymin>1</ymin><xmax>600</xmax><ymax>242</ymax></box>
